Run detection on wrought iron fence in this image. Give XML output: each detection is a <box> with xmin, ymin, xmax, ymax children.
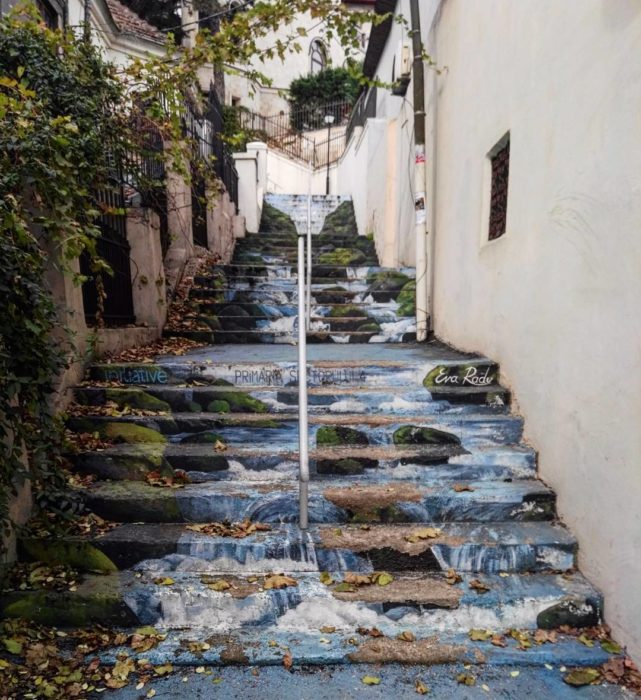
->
<box><xmin>81</xmin><ymin>172</ymin><xmax>135</xmax><ymax>326</ymax></box>
<box><xmin>314</xmin><ymin>131</ymin><xmax>347</xmax><ymax>169</ymax></box>
<box><xmin>234</xmin><ymin>98</ymin><xmax>353</xmax><ymax>168</ymax></box>
<box><xmin>183</xmin><ymin>87</ymin><xmax>240</xmax><ymax>213</ymax></box>
<box><xmin>346</xmin><ymin>86</ymin><xmax>377</xmax><ymax>145</ymax></box>
<box><xmin>123</xmin><ymin>119</ymin><xmax>170</xmax><ymax>256</ymax></box>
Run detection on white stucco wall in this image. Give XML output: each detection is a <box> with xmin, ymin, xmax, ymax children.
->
<box><xmin>225</xmin><ymin>8</ymin><xmax>370</xmax><ymax>115</ymax></box>
<box><xmin>266</xmin><ymin>149</ymin><xmax>338</xmax><ymax>195</ymax></box>
<box><xmin>336</xmin><ymin>0</ymin><xmax>440</xmax><ymax>268</ymax></box>
<box><xmin>428</xmin><ymin>0</ymin><xmax>641</xmax><ymax>661</ymax></box>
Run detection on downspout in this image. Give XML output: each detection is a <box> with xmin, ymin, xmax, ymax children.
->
<box><xmin>83</xmin><ymin>0</ymin><xmax>92</xmax><ymax>40</ymax></box>
<box><xmin>409</xmin><ymin>0</ymin><xmax>429</xmax><ymax>340</ymax></box>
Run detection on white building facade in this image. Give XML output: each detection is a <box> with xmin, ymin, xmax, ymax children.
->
<box><xmin>338</xmin><ymin>0</ymin><xmax>641</xmax><ymax>662</ymax></box>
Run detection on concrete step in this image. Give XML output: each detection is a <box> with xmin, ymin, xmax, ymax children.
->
<box><xmin>71</xmin><ymin>442</ymin><xmax>486</xmax><ymax>480</ymax></box>
<box><xmin>0</xmin><ymin>570</ymin><xmax>601</xmax><ymax>632</ymax></box>
<box><xmin>191</xmin><ymin>287</ymin><xmax>415</xmax><ymax>304</ymax></box>
<box><xmin>183</xmin><ymin>314</ymin><xmax>415</xmax><ymax>334</ymax></box>
<box><xmin>71</xmin><ymin>442</ymin><xmax>536</xmax><ymax>483</ymax></box>
<box><xmin>193</xmin><ymin>301</ymin><xmax>413</xmax><ymax>317</ymax></box>
<box><xmin>19</xmin><ymin>521</ymin><xmax>578</xmax><ymax>573</ymax></box>
<box><xmin>79</xmin><ymin>478</ymin><xmax>555</xmax><ymax>524</ymax></box>
<box><xmin>72</xmin><ymin>384</ymin><xmax>509</xmax><ymax>415</ymax></box>
<box><xmin>88</xmin><ymin>353</ymin><xmax>500</xmax><ymax>390</ymax></box>
<box><xmin>198</xmin><ymin>265</ymin><xmax>416</xmax><ymax>283</ymax></box>
<box><xmin>67</xmin><ymin>411</ymin><xmax>524</xmax><ymax>450</ymax></box>
<box><xmin>163</xmin><ymin>328</ymin><xmax>417</xmax><ymax>344</ymax></box>
<box><xmin>81</xmin><ymin>661</ymin><xmax>630</xmax><ymax>698</ymax></box>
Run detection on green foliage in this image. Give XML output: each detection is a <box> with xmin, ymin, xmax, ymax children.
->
<box><xmin>0</xmin><ymin>9</ymin><xmax>125</xmax><ymax>538</ymax></box>
<box><xmin>0</xmin><ymin>0</ymin><xmax>380</xmax><ymax>541</ymax></box>
<box><xmin>222</xmin><ymin>104</ymin><xmax>265</xmax><ymax>152</ymax></box>
<box><xmin>288</xmin><ymin>67</ymin><xmax>361</xmax><ymax>130</ymax></box>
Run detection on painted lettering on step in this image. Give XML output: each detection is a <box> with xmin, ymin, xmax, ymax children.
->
<box><xmin>233</xmin><ymin>368</ymin><xmax>284</xmax><ymax>386</ymax></box>
<box><xmin>228</xmin><ymin>367</ymin><xmax>367</xmax><ymax>386</ymax></box>
<box><xmin>433</xmin><ymin>366</ymin><xmax>496</xmax><ymax>387</ymax></box>
<box><xmin>103</xmin><ymin>367</ymin><xmax>169</xmax><ymax>384</ymax></box>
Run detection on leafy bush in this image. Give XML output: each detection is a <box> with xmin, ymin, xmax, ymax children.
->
<box><xmin>288</xmin><ymin>67</ymin><xmax>361</xmax><ymax>131</ymax></box>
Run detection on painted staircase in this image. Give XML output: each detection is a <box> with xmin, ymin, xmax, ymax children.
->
<box><xmin>3</xmin><ymin>196</ymin><xmax>626</xmax><ymax>695</ymax></box>
<box><xmin>166</xmin><ymin>195</ymin><xmax>417</xmax><ymax>344</ymax></box>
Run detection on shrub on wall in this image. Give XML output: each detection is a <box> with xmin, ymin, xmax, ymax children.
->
<box><xmin>288</xmin><ymin>67</ymin><xmax>361</xmax><ymax>130</ymax></box>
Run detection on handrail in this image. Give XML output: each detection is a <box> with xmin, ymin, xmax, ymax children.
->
<box><xmin>297</xmin><ymin>204</ymin><xmax>310</xmax><ymax>530</ymax></box>
<box><xmin>298</xmin><ymin>162</ymin><xmax>314</xmax><ymax>529</ymax></box>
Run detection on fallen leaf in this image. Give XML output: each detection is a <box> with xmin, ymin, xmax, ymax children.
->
<box><xmin>469</xmin><ymin>579</ymin><xmax>490</xmax><ymax>593</ymax></box>
<box><xmin>154</xmin><ymin>664</ymin><xmax>173</xmax><ymax>676</ymax></box>
<box><xmin>319</xmin><ymin>571</ymin><xmax>334</xmax><ymax>586</ymax></box>
<box><xmin>263</xmin><ymin>574</ymin><xmax>297</xmax><ymax>590</ymax></box>
<box><xmin>397</xmin><ymin>631</ymin><xmax>416</xmax><ymax>642</ymax></box>
<box><xmin>344</xmin><ymin>573</ymin><xmax>373</xmax><ymax>586</ymax></box>
<box><xmin>456</xmin><ymin>673</ymin><xmax>475</xmax><ymax>686</ymax></box>
<box><xmin>510</xmin><ymin>671</ymin><xmax>520</xmax><ymax>678</ymax></box>
<box><xmin>2</xmin><ymin>638</ymin><xmax>22</xmax><ymax>655</ymax></box>
<box><xmin>445</xmin><ymin>569</ymin><xmax>462</xmax><ymax>585</ymax></box>
<box><xmin>283</xmin><ymin>652</ymin><xmax>293</xmax><ymax>671</ymax></box>
<box><xmin>207</xmin><ymin>579</ymin><xmax>231</xmax><ymax>592</ymax></box>
<box><xmin>564</xmin><ymin>668</ymin><xmax>600</xmax><ymax>687</ymax></box>
<box><xmin>372</xmin><ymin>571</ymin><xmax>394</xmax><ymax>586</ymax></box>
<box><xmin>153</xmin><ymin>577</ymin><xmax>175</xmax><ymax>586</ymax></box>
<box><xmin>578</xmin><ymin>634</ymin><xmax>595</xmax><ymax>648</ymax></box>
<box><xmin>415</xmin><ymin>679</ymin><xmax>429</xmax><ymax>694</ymax></box>
<box><xmin>320</xmin><ymin>626</ymin><xmax>336</xmax><ymax>634</ymax></box>
<box><xmin>601</xmin><ymin>639</ymin><xmax>622</xmax><ymax>654</ymax></box>
<box><xmin>405</xmin><ymin>527</ymin><xmax>441</xmax><ymax>543</ymax></box>
<box><xmin>453</xmin><ymin>484</ymin><xmax>474</xmax><ymax>492</ymax></box>
<box><xmin>334</xmin><ymin>582</ymin><xmax>356</xmax><ymax>593</ymax></box>
<box><xmin>362</xmin><ymin>676</ymin><xmax>381</xmax><ymax>686</ymax></box>
<box><xmin>214</xmin><ymin>440</ymin><xmax>227</xmax><ymax>452</ymax></box>
<box><xmin>533</xmin><ymin>629</ymin><xmax>558</xmax><ymax>645</ymax></box>
<box><xmin>469</xmin><ymin>629</ymin><xmax>493</xmax><ymax>642</ymax></box>
<box><xmin>491</xmin><ymin>634</ymin><xmax>508</xmax><ymax>648</ymax></box>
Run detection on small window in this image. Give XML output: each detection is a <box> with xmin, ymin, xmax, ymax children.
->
<box><xmin>488</xmin><ymin>134</ymin><xmax>510</xmax><ymax>241</ymax></box>
<box><xmin>310</xmin><ymin>39</ymin><xmax>327</xmax><ymax>75</ymax></box>
<box><xmin>36</xmin><ymin>0</ymin><xmax>62</xmax><ymax>28</ymax></box>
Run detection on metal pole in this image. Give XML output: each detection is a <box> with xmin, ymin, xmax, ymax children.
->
<box><xmin>325</xmin><ymin>122</ymin><xmax>331</xmax><ymax>195</ymax></box>
<box><xmin>306</xmin><ymin>160</ymin><xmax>313</xmax><ymax>330</ymax></box>
<box><xmin>410</xmin><ymin>0</ymin><xmax>429</xmax><ymax>341</ymax></box>
<box><xmin>297</xmin><ymin>230</ymin><xmax>310</xmax><ymax>530</ymax></box>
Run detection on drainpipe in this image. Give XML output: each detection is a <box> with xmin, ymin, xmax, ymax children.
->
<box><xmin>410</xmin><ymin>0</ymin><xmax>429</xmax><ymax>341</ymax></box>
<box><xmin>83</xmin><ymin>0</ymin><xmax>92</xmax><ymax>41</ymax></box>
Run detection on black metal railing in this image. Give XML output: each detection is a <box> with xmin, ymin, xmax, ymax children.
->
<box><xmin>314</xmin><ymin>131</ymin><xmax>348</xmax><ymax>169</ymax></box>
<box><xmin>183</xmin><ymin>87</ymin><xmax>240</xmax><ymax>213</ymax></box>
<box><xmin>81</xmin><ymin>172</ymin><xmax>135</xmax><ymax>326</ymax></box>
<box><xmin>191</xmin><ymin>169</ymin><xmax>208</xmax><ymax>248</ymax></box>
<box><xmin>123</xmin><ymin>120</ymin><xmax>170</xmax><ymax>256</ymax></box>
<box><xmin>346</xmin><ymin>86</ymin><xmax>377</xmax><ymax>145</ymax></box>
<box><xmin>237</xmin><ymin>102</ymin><xmax>351</xmax><ymax>168</ymax></box>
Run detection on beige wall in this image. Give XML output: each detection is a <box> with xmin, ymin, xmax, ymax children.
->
<box><xmin>428</xmin><ymin>0</ymin><xmax>641</xmax><ymax>661</ymax></box>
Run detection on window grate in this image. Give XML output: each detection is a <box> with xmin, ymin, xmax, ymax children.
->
<box><xmin>488</xmin><ymin>137</ymin><xmax>510</xmax><ymax>240</ymax></box>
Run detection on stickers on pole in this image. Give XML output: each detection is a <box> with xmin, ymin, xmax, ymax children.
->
<box><xmin>415</xmin><ymin>145</ymin><xmax>426</xmax><ymax>225</ymax></box>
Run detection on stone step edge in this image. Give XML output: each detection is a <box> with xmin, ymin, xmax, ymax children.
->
<box><xmin>71</xmin><ymin>442</ymin><xmax>527</xmax><ymax>461</ymax></box>
<box><xmin>73</xmin><ymin>384</ymin><xmax>508</xmax><ymax>397</ymax></box>
<box><xmin>18</xmin><ymin>521</ymin><xmax>578</xmax><ymax>574</ymax></box>
<box><xmin>94</xmin><ymin>632</ymin><xmax>619</xmax><ymax>669</ymax></box>
<box><xmin>0</xmin><ymin>571</ymin><xmax>602</xmax><ymax>630</ymax></box>
<box><xmin>67</xmin><ymin>409</ymin><xmax>518</xmax><ymax>426</ymax></box>
<box><xmin>81</xmin><ymin>478</ymin><xmax>555</xmax><ymax>520</ymax></box>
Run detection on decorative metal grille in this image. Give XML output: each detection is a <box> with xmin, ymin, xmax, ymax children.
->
<box><xmin>488</xmin><ymin>137</ymin><xmax>510</xmax><ymax>240</ymax></box>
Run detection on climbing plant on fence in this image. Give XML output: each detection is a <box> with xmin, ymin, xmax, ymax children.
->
<box><xmin>0</xmin><ymin>9</ymin><xmax>129</xmax><ymax>537</ymax></box>
<box><xmin>0</xmin><ymin>0</ymin><xmax>382</xmax><ymax>538</ymax></box>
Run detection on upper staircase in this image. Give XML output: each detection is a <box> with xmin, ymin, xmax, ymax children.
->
<box><xmin>2</xmin><ymin>195</ymin><xmax>627</xmax><ymax>697</ymax></box>
<box><xmin>170</xmin><ymin>195</ymin><xmax>418</xmax><ymax>344</ymax></box>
